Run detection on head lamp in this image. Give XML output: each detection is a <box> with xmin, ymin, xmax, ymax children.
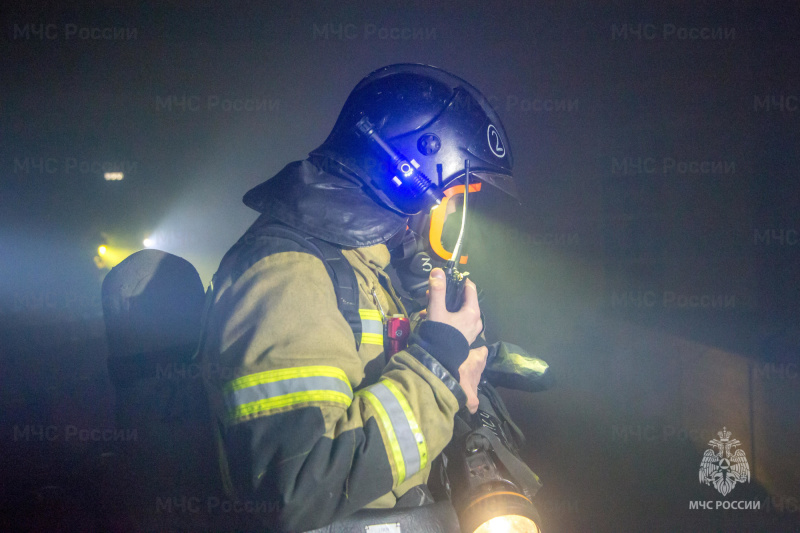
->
<box><xmin>354</xmin><ymin>115</ymin><xmax>444</xmax><ymax>214</ymax></box>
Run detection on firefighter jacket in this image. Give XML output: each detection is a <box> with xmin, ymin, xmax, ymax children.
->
<box><xmin>200</xmin><ymin>159</ymin><xmax>471</xmax><ymax>532</ymax></box>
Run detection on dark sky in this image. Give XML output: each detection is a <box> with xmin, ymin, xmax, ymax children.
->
<box><xmin>2</xmin><ymin>2</ymin><xmax>799</xmax><ymax>531</ymax></box>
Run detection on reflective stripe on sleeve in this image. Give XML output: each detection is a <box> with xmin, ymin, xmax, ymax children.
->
<box><xmin>360</xmin><ymin>308</ymin><xmax>384</xmax><ymax>346</ymax></box>
<box><xmin>356</xmin><ymin>379</ymin><xmax>427</xmax><ymax>484</ymax></box>
<box><xmin>223</xmin><ymin>366</ymin><xmax>353</xmax><ymax>423</ymax></box>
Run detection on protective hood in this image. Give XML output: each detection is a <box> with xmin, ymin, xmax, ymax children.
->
<box><xmin>242</xmin><ymin>158</ymin><xmax>408</xmax><ymax>248</ymax></box>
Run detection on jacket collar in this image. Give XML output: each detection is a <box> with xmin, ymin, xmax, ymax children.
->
<box><xmin>243</xmin><ymin>159</ymin><xmax>407</xmax><ymax>248</ymax></box>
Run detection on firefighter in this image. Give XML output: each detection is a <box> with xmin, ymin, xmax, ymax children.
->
<box><xmin>199</xmin><ymin>63</ymin><xmax>518</xmax><ymax>532</ymax></box>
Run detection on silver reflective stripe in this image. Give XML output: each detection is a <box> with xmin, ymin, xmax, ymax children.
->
<box><xmin>365</xmin><ymin>524</ymin><xmax>401</xmax><ymax>532</ymax></box>
<box><xmin>226</xmin><ymin>375</ymin><xmax>353</xmax><ymax>411</ymax></box>
<box><xmin>369</xmin><ymin>383</ymin><xmax>421</xmax><ymax>477</ymax></box>
<box><xmin>361</xmin><ymin>318</ymin><xmax>383</xmax><ymax>335</ymax></box>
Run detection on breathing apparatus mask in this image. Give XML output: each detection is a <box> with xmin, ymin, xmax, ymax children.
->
<box><xmin>390</xmin><ymin>179</ymin><xmax>482</xmax><ymax>304</ymax></box>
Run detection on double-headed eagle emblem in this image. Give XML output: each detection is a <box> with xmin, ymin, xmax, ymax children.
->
<box><xmin>699</xmin><ymin>427</ymin><xmax>750</xmax><ymax>496</ymax></box>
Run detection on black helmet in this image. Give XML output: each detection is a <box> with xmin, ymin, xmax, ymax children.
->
<box><xmin>312</xmin><ymin>63</ymin><xmax>517</xmax><ymax>215</ymax></box>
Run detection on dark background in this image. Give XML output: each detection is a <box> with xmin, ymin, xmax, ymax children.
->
<box><xmin>2</xmin><ymin>1</ymin><xmax>799</xmax><ymax>531</ymax></box>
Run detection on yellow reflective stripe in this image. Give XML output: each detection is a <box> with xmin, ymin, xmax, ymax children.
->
<box><xmin>357</xmin><ymin>389</ymin><xmax>407</xmax><ymax>484</ymax></box>
<box><xmin>359</xmin><ymin>309</ymin><xmax>383</xmax><ymax>321</ymax></box>
<box><xmin>228</xmin><ymin>390</ymin><xmax>352</xmax><ymax>422</ymax></box>
<box><xmin>361</xmin><ymin>332</ymin><xmax>384</xmax><ymax>346</ymax></box>
<box><xmin>359</xmin><ymin>308</ymin><xmax>384</xmax><ymax>347</ymax></box>
<box><xmin>382</xmin><ymin>379</ymin><xmax>428</xmax><ymax>471</ymax></box>
<box><xmin>510</xmin><ymin>353</ymin><xmax>549</xmax><ymax>373</ymax></box>
<box><xmin>223</xmin><ymin>365</ymin><xmax>351</xmax><ymax>394</ymax></box>
<box><xmin>223</xmin><ymin>366</ymin><xmax>353</xmax><ymax>424</ymax></box>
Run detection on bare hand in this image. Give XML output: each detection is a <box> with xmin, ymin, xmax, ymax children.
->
<box><xmin>459</xmin><ymin>346</ymin><xmax>488</xmax><ymax>414</ymax></box>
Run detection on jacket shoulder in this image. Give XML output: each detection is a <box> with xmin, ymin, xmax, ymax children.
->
<box><xmin>219</xmin><ymin>217</ymin><xmax>330</xmax><ymax>287</ymax></box>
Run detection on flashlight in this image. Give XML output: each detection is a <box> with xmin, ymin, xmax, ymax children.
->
<box><xmin>448</xmin><ymin>384</ymin><xmax>543</xmax><ymax>533</ymax></box>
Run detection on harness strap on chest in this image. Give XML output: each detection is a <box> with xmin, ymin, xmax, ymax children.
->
<box><xmin>303</xmin><ymin>234</ymin><xmax>363</xmax><ymax>351</ymax></box>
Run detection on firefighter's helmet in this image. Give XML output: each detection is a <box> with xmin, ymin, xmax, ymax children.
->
<box><xmin>312</xmin><ymin>63</ymin><xmax>517</xmax><ymax>215</ymax></box>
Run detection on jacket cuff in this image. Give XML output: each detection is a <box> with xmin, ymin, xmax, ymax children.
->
<box><xmin>406</xmin><ymin>344</ymin><xmax>468</xmax><ymax>409</ymax></box>
<box><xmin>410</xmin><ymin>321</ymin><xmax>469</xmax><ymax>381</ymax></box>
